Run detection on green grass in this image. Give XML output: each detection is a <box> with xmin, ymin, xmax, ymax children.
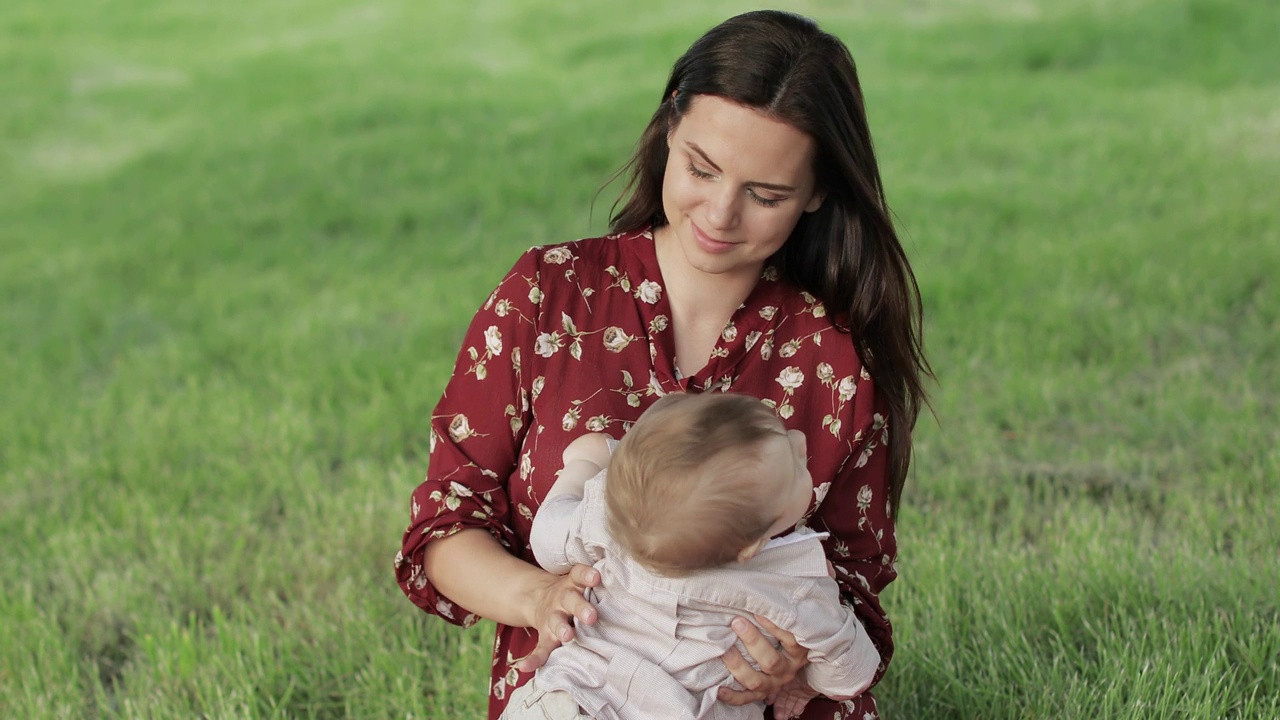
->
<box><xmin>2</xmin><ymin>0</ymin><xmax>1277</xmax><ymax>717</ymax></box>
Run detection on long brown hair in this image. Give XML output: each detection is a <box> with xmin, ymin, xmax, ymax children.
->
<box><xmin>610</xmin><ymin>10</ymin><xmax>931</xmax><ymax>512</ymax></box>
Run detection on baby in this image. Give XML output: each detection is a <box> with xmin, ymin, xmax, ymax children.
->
<box><xmin>501</xmin><ymin>392</ymin><xmax>879</xmax><ymax>720</ymax></box>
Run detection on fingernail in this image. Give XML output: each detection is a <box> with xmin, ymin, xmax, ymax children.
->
<box><xmin>559</xmin><ymin>626</ymin><xmax>572</xmax><ymax>641</ymax></box>
<box><xmin>732</xmin><ymin>618</ymin><xmax>749</xmax><ymax>632</ymax></box>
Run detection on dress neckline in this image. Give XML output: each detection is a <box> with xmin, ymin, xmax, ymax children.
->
<box><xmin>620</xmin><ymin>226</ymin><xmax>789</xmax><ymax>394</ymax></box>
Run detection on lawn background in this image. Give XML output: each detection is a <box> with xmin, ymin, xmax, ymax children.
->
<box><xmin>1</xmin><ymin>0</ymin><xmax>1277</xmax><ymax>717</ymax></box>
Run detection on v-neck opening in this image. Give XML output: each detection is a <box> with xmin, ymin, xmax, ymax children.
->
<box><xmin>625</xmin><ymin>227</ymin><xmax>786</xmax><ymax>394</ymax></box>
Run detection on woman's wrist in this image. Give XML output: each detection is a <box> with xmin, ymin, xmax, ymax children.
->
<box><xmin>510</xmin><ymin>563</ymin><xmax>559</xmax><ymax>629</ymax></box>
<box><xmin>424</xmin><ymin>528</ymin><xmax>550</xmax><ymax>629</ymax></box>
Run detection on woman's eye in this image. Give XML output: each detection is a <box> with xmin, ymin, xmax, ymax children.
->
<box><xmin>686</xmin><ymin>163</ymin><xmax>715</xmax><ymax>180</ymax></box>
<box><xmin>749</xmin><ymin>191</ymin><xmax>784</xmax><ymax>208</ymax></box>
<box><xmin>685</xmin><ymin>160</ymin><xmax>785</xmax><ymax>208</ymax></box>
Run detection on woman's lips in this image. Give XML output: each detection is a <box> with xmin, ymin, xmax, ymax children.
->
<box><xmin>692</xmin><ymin>223</ymin><xmax>736</xmax><ymax>254</ymax></box>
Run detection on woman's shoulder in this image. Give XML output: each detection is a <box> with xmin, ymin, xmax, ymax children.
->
<box><xmin>523</xmin><ymin>227</ymin><xmax>650</xmax><ymax>268</ymax></box>
<box><xmin>748</xmin><ymin>272</ymin><xmax>867</xmax><ymax>378</ymax></box>
<box><xmin>755</xmin><ymin>270</ymin><xmax>844</xmax><ymax>332</ymax></box>
<box><xmin>509</xmin><ymin>226</ymin><xmax>655</xmax><ymax>288</ymax></box>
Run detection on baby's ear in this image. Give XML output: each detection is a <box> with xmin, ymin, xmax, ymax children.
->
<box><xmin>737</xmin><ymin>537</ymin><xmax>768</xmax><ymax>563</ymax></box>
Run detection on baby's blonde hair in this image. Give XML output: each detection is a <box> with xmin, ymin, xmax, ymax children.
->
<box><xmin>606</xmin><ymin>392</ymin><xmax>787</xmax><ymax>577</ymax></box>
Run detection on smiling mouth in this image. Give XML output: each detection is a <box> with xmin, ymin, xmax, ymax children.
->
<box><xmin>691</xmin><ymin>222</ymin><xmax>736</xmax><ymax>253</ymax></box>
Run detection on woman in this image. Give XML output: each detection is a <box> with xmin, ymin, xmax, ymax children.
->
<box><xmin>395</xmin><ymin>10</ymin><xmax>930</xmax><ymax>719</ymax></box>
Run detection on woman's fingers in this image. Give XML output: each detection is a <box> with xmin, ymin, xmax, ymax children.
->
<box><xmin>722</xmin><ymin>645</ymin><xmax>766</xmax><ymax>691</ymax></box>
<box><xmin>718</xmin><ymin>686</ymin><xmax>765</xmax><ymax>705</ymax></box>
<box><xmin>516</xmin><ymin>631</ymin><xmax>560</xmax><ymax>672</ymax></box>
<box><xmin>561</xmin><ymin>586</ymin><xmax>597</xmax><ymax>626</ymax></box>
<box><xmin>720</xmin><ymin>615</ymin><xmax>809</xmax><ymax>706</ymax></box>
<box><xmin>562</xmin><ymin>565</ymin><xmax>600</xmax><ymax>625</ymax></box>
<box><xmin>753</xmin><ymin>614</ymin><xmax>806</xmax><ymax>664</ymax></box>
<box><xmin>568</xmin><ymin>563</ymin><xmax>601</xmax><ymax>589</ymax></box>
<box><xmin>518</xmin><ymin>565</ymin><xmax>602</xmax><ymax>673</ymax></box>
<box><xmin>718</xmin><ymin>646</ymin><xmax>768</xmax><ymax>705</ymax></box>
<box><xmin>731</xmin><ymin>616</ymin><xmax>788</xmax><ymax>675</ymax></box>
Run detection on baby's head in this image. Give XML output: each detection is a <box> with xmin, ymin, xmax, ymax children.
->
<box><xmin>606</xmin><ymin>392</ymin><xmax>812</xmax><ymax>577</ymax></box>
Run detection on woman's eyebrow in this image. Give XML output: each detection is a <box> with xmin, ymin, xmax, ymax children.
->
<box><xmin>687</xmin><ymin>143</ymin><xmax>723</xmax><ymax>173</ymax></box>
<box><xmin>686</xmin><ymin>142</ymin><xmax>797</xmax><ymax>193</ymax></box>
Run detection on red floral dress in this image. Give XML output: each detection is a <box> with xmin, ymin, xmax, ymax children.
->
<box><xmin>396</xmin><ymin>227</ymin><xmax>897</xmax><ymax>720</ymax></box>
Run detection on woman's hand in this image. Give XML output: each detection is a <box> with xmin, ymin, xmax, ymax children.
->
<box><xmin>771</xmin><ymin>678</ymin><xmax>821</xmax><ymax>719</ymax></box>
<box><xmin>516</xmin><ymin>564</ymin><xmax>601</xmax><ymax>672</ymax></box>
<box><xmin>718</xmin><ymin>615</ymin><xmax>809</xmax><ymax>706</ymax></box>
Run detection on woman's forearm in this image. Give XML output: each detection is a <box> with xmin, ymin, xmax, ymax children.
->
<box><xmin>421</xmin><ymin>528</ymin><xmax>547</xmax><ymax>629</ymax></box>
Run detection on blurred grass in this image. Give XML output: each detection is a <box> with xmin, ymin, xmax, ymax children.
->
<box><xmin>1</xmin><ymin>0</ymin><xmax>1277</xmax><ymax>717</ymax></box>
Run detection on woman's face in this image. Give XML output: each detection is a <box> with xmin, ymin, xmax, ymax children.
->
<box><xmin>659</xmin><ymin>94</ymin><xmax>824</xmax><ymax>281</ymax></box>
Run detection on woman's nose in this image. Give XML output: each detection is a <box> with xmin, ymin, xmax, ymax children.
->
<box><xmin>704</xmin><ymin>184</ymin><xmax>739</xmax><ymax>231</ymax></box>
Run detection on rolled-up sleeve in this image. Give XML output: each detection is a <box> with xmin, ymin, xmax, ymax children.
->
<box><xmin>792</xmin><ymin>577</ymin><xmax>881</xmax><ymax>699</ymax></box>
<box><xmin>810</xmin><ymin>369</ymin><xmax>899</xmax><ymax>688</ymax></box>
<box><xmin>394</xmin><ymin>249</ymin><xmax>542</xmax><ymax>626</ymax></box>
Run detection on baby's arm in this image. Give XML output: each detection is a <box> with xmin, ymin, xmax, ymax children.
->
<box><xmin>529</xmin><ymin>433</ymin><xmax>612</xmax><ymax>572</ymax></box>
<box><xmin>546</xmin><ymin>433</ymin><xmax>612</xmax><ymax>501</ymax></box>
<box><xmin>790</xmin><ymin>579</ymin><xmax>881</xmax><ymax>704</ymax></box>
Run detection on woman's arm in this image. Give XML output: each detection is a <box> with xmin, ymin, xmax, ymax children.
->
<box><xmin>395</xmin><ymin>248</ymin><xmax>599</xmax><ymax>671</ymax></box>
<box><xmin>423</xmin><ymin>528</ymin><xmax>599</xmax><ymax>671</ymax></box>
<box><xmin>721</xmin><ymin>352</ymin><xmax>898</xmax><ymax>713</ymax></box>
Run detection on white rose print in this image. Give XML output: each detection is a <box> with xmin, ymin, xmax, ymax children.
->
<box><xmin>436</xmin><ymin>599</ymin><xmax>455</xmax><ymax>619</ymax></box>
<box><xmin>857</xmin><ymin>484</ymin><xmax>872</xmax><ymax>511</ymax></box>
<box><xmin>448</xmin><ymin>414</ymin><xmax>476</xmax><ymax>442</ymax></box>
<box><xmin>838</xmin><ymin>375</ymin><xmax>857</xmax><ymax>402</ymax></box>
<box><xmin>774</xmin><ymin>367</ymin><xmax>804</xmax><ymax>419</ymax></box>
<box><xmin>777</xmin><ymin>366</ymin><xmax>804</xmax><ymax>391</ymax></box>
<box><xmin>543</xmin><ymin>247</ymin><xmax>573</xmax><ymax>264</ymax></box>
<box><xmin>602</xmin><ymin>326</ymin><xmax>634</xmax><ymax>353</ymax></box>
<box><xmin>816</xmin><ymin>362</ymin><xmax>835</xmax><ymax>384</ymax></box>
<box><xmin>813</xmin><ymin>481</ymin><xmax>831</xmax><ymax>505</ymax></box>
<box><xmin>484</xmin><ymin>326</ymin><xmax>503</xmax><ymax>356</ymax></box>
<box><xmin>535</xmin><ymin>332</ymin><xmax>563</xmax><ymax>358</ymax></box>
<box><xmin>635</xmin><ymin>280</ymin><xmax>662</xmax><ymax>304</ymax></box>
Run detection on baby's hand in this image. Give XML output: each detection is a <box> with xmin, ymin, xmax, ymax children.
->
<box><xmin>770</xmin><ymin>679</ymin><xmax>819</xmax><ymax>719</ymax></box>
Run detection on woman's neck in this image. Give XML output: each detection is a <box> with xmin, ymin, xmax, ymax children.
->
<box><xmin>653</xmin><ymin>225</ymin><xmax>760</xmax><ymax>319</ymax></box>
<box><xmin>653</xmin><ymin>225</ymin><xmax>762</xmax><ymax>376</ymax></box>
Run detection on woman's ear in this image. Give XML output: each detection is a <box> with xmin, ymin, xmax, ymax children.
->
<box><xmin>804</xmin><ymin>190</ymin><xmax>826</xmax><ymax>214</ymax></box>
<box><xmin>666</xmin><ymin>90</ymin><xmax>683</xmax><ymax>145</ymax></box>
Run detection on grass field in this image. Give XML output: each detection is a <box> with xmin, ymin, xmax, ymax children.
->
<box><xmin>2</xmin><ymin>0</ymin><xmax>1277</xmax><ymax>717</ymax></box>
